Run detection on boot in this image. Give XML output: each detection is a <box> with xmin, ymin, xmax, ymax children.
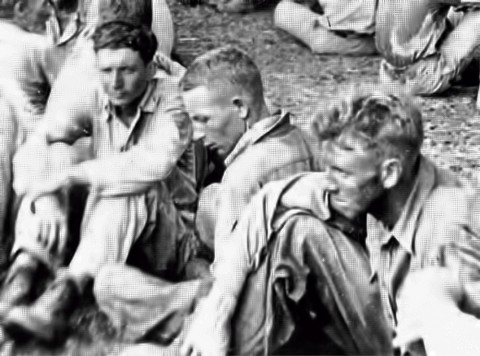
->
<box><xmin>0</xmin><ymin>253</ymin><xmax>42</xmax><ymax>320</ymax></box>
<box><xmin>3</xmin><ymin>273</ymin><xmax>80</xmax><ymax>343</ymax></box>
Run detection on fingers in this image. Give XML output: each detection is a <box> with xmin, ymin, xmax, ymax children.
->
<box><xmin>180</xmin><ymin>336</ymin><xmax>194</xmax><ymax>356</ymax></box>
<box><xmin>58</xmin><ymin>223</ymin><xmax>68</xmax><ymax>256</ymax></box>
<box><xmin>46</xmin><ymin>219</ymin><xmax>59</xmax><ymax>253</ymax></box>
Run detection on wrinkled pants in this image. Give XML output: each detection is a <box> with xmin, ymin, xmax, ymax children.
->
<box><xmin>14</xmin><ymin>180</ymin><xmax>198</xmax><ymax>280</ymax></box>
<box><xmin>95</xmin><ymin>213</ymin><xmax>392</xmax><ymax>355</ymax></box>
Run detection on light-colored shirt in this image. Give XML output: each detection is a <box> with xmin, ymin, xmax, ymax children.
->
<box><xmin>367</xmin><ymin>156</ymin><xmax>480</xmax><ymax>355</ymax></box>
<box><xmin>0</xmin><ymin>21</ymin><xmax>50</xmax><ymax>118</ymax></box>
<box><xmin>317</xmin><ymin>0</ymin><xmax>377</xmax><ymax>34</ymax></box>
<box><xmin>14</xmin><ymin>71</ymin><xmax>192</xmax><ymax>198</ymax></box>
<box><xmin>213</xmin><ymin>112</ymin><xmax>316</xmax><ymax>252</ymax></box>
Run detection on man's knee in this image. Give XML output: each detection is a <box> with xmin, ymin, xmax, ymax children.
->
<box><xmin>379</xmin><ymin>58</ymin><xmax>451</xmax><ymax>96</ymax></box>
<box><xmin>274</xmin><ymin>0</ymin><xmax>298</xmax><ymax>30</ymax></box>
<box><xmin>93</xmin><ymin>264</ymin><xmax>125</xmax><ymax>304</ymax></box>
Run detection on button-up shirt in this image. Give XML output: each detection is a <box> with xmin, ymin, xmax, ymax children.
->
<box><xmin>213</xmin><ymin>112</ymin><xmax>316</xmax><ymax>252</ymax></box>
<box><xmin>367</xmin><ymin>156</ymin><xmax>480</xmax><ymax>355</ymax></box>
<box><xmin>15</xmin><ymin>71</ymin><xmax>192</xmax><ymax>199</ymax></box>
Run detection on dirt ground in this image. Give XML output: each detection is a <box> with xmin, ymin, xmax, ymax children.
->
<box><xmin>2</xmin><ymin>1</ymin><xmax>480</xmax><ymax>355</ymax></box>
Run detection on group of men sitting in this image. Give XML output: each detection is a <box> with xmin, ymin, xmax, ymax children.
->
<box><xmin>1</xmin><ymin>0</ymin><xmax>480</xmax><ymax>356</ymax></box>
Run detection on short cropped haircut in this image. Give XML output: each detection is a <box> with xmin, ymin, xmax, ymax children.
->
<box><xmin>311</xmin><ymin>86</ymin><xmax>424</xmax><ymax>162</ymax></box>
<box><xmin>92</xmin><ymin>21</ymin><xmax>157</xmax><ymax>64</ymax></box>
<box><xmin>180</xmin><ymin>46</ymin><xmax>264</xmax><ymax>102</ymax></box>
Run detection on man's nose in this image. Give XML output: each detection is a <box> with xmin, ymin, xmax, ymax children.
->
<box><xmin>192</xmin><ymin>121</ymin><xmax>206</xmax><ymax>141</ymax></box>
<box><xmin>324</xmin><ymin>168</ymin><xmax>339</xmax><ymax>192</ymax></box>
<box><xmin>112</xmin><ymin>71</ymin><xmax>123</xmax><ymax>89</ymax></box>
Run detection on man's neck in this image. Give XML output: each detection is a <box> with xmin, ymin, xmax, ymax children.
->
<box><xmin>114</xmin><ymin>103</ymin><xmax>139</xmax><ymax>127</ymax></box>
<box><xmin>246</xmin><ymin>101</ymin><xmax>271</xmax><ymax>129</ymax></box>
<box><xmin>369</xmin><ymin>160</ymin><xmax>420</xmax><ymax>230</ymax></box>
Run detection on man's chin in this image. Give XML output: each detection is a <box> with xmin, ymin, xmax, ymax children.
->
<box><xmin>109</xmin><ymin>97</ymin><xmax>133</xmax><ymax>107</ymax></box>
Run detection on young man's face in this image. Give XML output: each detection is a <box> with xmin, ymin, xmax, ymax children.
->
<box><xmin>96</xmin><ymin>48</ymin><xmax>151</xmax><ymax>107</ymax></box>
<box><xmin>182</xmin><ymin>85</ymin><xmax>246</xmax><ymax>160</ymax></box>
<box><xmin>22</xmin><ymin>0</ymin><xmax>54</xmax><ymax>29</ymax></box>
<box><xmin>321</xmin><ymin>133</ymin><xmax>385</xmax><ymax>220</ymax></box>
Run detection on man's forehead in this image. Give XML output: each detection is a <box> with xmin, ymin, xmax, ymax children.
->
<box><xmin>96</xmin><ymin>48</ymin><xmax>142</xmax><ymax>64</ymax></box>
<box><xmin>183</xmin><ymin>84</ymin><xmax>233</xmax><ymax>107</ymax></box>
<box><xmin>322</xmin><ymin>133</ymin><xmax>378</xmax><ymax>165</ymax></box>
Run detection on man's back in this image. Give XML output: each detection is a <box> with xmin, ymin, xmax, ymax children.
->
<box><xmin>213</xmin><ymin>113</ymin><xmax>317</xmax><ymax>249</ymax></box>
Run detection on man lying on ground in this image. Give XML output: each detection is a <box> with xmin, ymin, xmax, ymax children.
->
<box><xmin>181</xmin><ymin>88</ymin><xmax>480</xmax><ymax>356</ymax></box>
<box><xmin>0</xmin><ymin>22</ymin><xmax>199</xmax><ymax>343</ymax></box>
<box><xmin>376</xmin><ymin>0</ymin><xmax>480</xmax><ymax>106</ymax></box>
<box><xmin>274</xmin><ymin>0</ymin><xmax>377</xmax><ymax>55</ymax></box>
<box><xmin>88</xmin><ymin>45</ymin><xmax>320</xmax><ymax>348</ymax></box>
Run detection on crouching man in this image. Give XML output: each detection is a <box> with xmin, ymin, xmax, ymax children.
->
<box><xmin>0</xmin><ymin>21</ymin><xmax>198</xmax><ymax>343</ymax></box>
<box><xmin>181</xmin><ymin>89</ymin><xmax>480</xmax><ymax>356</ymax></box>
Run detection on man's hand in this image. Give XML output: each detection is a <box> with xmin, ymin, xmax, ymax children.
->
<box><xmin>180</xmin><ymin>289</ymin><xmax>235</xmax><ymax>356</ymax></box>
<box><xmin>393</xmin><ymin>267</ymin><xmax>463</xmax><ymax>349</ymax></box>
<box><xmin>18</xmin><ymin>195</ymin><xmax>69</xmax><ymax>256</ymax></box>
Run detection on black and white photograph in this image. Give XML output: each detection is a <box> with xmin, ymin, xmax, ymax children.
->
<box><xmin>1</xmin><ymin>0</ymin><xmax>480</xmax><ymax>355</ymax></box>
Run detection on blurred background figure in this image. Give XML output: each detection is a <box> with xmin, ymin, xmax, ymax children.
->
<box><xmin>274</xmin><ymin>0</ymin><xmax>377</xmax><ymax>55</ymax></box>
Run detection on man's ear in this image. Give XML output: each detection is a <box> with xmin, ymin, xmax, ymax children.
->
<box><xmin>14</xmin><ymin>1</ymin><xmax>26</xmax><ymax>17</ymax></box>
<box><xmin>380</xmin><ymin>158</ymin><xmax>402</xmax><ymax>189</ymax></box>
<box><xmin>232</xmin><ymin>97</ymin><xmax>249</xmax><ymax>121</ymax></box>
<box><xmin>146</xmin><ymin>61</ymin><xmax>156</xmax><ymax>79</ymax></box>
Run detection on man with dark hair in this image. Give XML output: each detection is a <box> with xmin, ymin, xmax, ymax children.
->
<box><xmin>1</xmin><ymin>21</ymin><xmax>197</xmax><ymax>343</ymax></box>
<box><xmin>179</xmin><ymin>88</ymin><xmax>480</xmax><ymax>356</ymax></box>
<box><xmin>89</xmin><ymin>46</ymin><xmax>318</xmax><ymax>349</ymax></box>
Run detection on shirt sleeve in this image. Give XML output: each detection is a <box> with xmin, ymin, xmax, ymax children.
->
<box><xmin>78</xmin><ymin>77</ymin><xmax>192</xmax><ymax>197</ymax></box>
<box><xmin>12</xmin><ymin>60</ymin><xmax>97</xmax><ymax>197</ymax></box>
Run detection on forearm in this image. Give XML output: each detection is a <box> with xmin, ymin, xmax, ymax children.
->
<box><xmin>72</xmin><ymin>147</ymin><xmax>181</xmax><ymax>196</ymax></box>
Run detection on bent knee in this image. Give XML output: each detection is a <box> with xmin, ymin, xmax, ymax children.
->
<box><xmin>274</xmin><ymin>0</ymin><xmax>304</xmax><ymax>29</ymax></box>
<box><xmin>93</xmin><ymin>264</ymin><xmax>125</xmax><ymax>302</ymax></box>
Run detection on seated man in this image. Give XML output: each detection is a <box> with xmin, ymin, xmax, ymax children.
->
<box><xmin>90</xmin><ymin>46</ymin><xmax>319</xmax><ymax>345</ymax></box>
<box><xmin>376</xmin><ymin>0</ymin><xmax>480</xmax><ymax>102</ymax></box>
<box><xmin>181</xmin><ymin>88</ymin><xmax>480</xmax><ymax>356</ymax></box>
<box><xmin>1</xmin><ymin>21</ymin><xmax>197</xmax><ymax>343</ymax></box>
<box><xmin>0</xmin><ymin>0</ymin><xmax>180</xmax><ymax>271</ymax></box>
<box><xmin>274</xmin><ymin>0</ymin><xmax>377</xmax><ymax>55</ymax></box>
